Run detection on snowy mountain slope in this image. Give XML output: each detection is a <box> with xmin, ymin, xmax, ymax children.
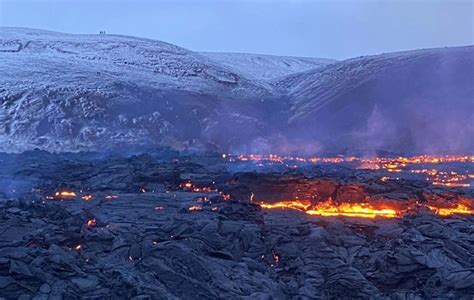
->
<box><xmin>1</xmin><ymin>27</ymin><xmax>472</xmax><ymax>154</ymax></box>
<box><xmin>277</xmin><ymin>46</ymin><xmax>474</xmax><ymax>154</ymax></box>
<box><xmin>200</xmin><ymin>52</ymin><xmax>335</xmax><ymax>81</ymax></box>
<box><xmin>0</xmin><ymin>27</ymin><xmax>272</xmax><ymax>97</ymax></box>
<box><xmin>0</xmin><ymin>27</ymin><xmax>285</xmax><ymax>152</ymax></box>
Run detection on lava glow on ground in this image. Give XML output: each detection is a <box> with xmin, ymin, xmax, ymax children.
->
<box><xmin>228</xmin><ymin>154</ymin><xmax>474</xmax><ymax>188</ymax></box>
<box><xmin>44</xmin><ymin>154</ymin><xmax>473</xmax><ymax>220</ymax></box>
<box><xmin>427</xmin><ymin>203</ymin><xmax>473</xmax><ymax>216</ymax></box>
<box><xmin>260</xmin><ymin>200</ymin><xmax>312</xmax><ymax>211</ymax></box>
<box><xmin>260</xmin><ymin>199</ymin><xmax>398</xmax><ymax>218</ymax></box>
<box><xmin>306</xmin><ymin>200</ymin><xmax>398</xmax><ymax>218</ymax></box>
<box><xmin>257</xmin><ymin>199</ymin><xmax>473</xmax><ymax>218</ymax></box>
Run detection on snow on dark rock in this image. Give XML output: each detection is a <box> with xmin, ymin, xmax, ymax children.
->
<box><xmin>0</xmin><ymin>27</ymin><xmax>279</xmax><ymax>153</ymax></box>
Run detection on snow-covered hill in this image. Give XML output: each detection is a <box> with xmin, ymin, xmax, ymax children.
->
<box><xmin>0</xmin><ymin>28</ymin><xmax>272</xmax><ymax>95</ymax></box>
<box><xmin>0</xmin><ymin>28</ymin><xmax>285</xmax><ymax>152</ymax></box>
<box><xmin>200</xmin><ymin>52</ymin><xmax>334</xmax><ymax>81</ymax></box>
<box><xmin>277</xmin><ymin>46</ymin><xmax>474</xmax><ymax>154</ymax></box>
<box><xmin>1</xmin><ymin>27</ymin><xmax>472</xmax><ymax>154</ymax></box>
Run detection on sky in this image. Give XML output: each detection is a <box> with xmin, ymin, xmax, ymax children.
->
<box><xmin>0</xmin><ymin>0</ymin><xmax>472</xmax><ymax>59</ymax></box>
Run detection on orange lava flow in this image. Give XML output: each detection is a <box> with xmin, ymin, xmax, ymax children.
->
<box><xmin>432</xmin><ymin>182</ymin><xmax>471</xmax><ymax>188</ymax></box>
<box><xmin>259</xmin><ymin>200</ymin><xmax>311</xmax><ymax>211</ymax></box>
<box><xmin>259</xmin><ymin>199</ymin><xmax>398</xmax><ymax>218</ymax></box>
<box><xmin>231</xmin><ymin>154</ymin><xmax>474</xmax><ymax>165</ymax></box>
<box><xmin>258</xmin><ymin>199</ymin><xmax>473</xmax><ymax>218</ymax></box>
<box><xmin>306</xmin><ymin>201</ymin><xmax>398</xmax><ymax>218</ymax></box>
<box><xmin>231</xmin><ymin>154</ymin><xmax>474</xmax><ymax>188</ymax></box>
<box><xmin>427</xmin><ymin>203</ymin><xmax>473</xmax><ymax>216</ymax></box>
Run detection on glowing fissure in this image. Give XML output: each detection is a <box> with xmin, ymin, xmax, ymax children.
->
<box><xmin>230</xmin><ymin>154</ymin><xmax>474</xmax><ymax>164</ymax></box>
<box><xmin>258</xmin><ymin>198</ymin><xmax>473</xmax><ymax>218</ymax></box>
<box><xmin>427</xmin><ymin>203</ymin><xmax>473</xmax><ymax>216</ymax></box>
<box><xmin>306</xmin><ymin>201</ymin><xmax>398</xmax><ymax>218</ymax></box>
<box><xmin>259</xmin><ymin>200</ymin><xmax>311</xmax><ymax>211</ymax></box>
<box><xmin>228</xmin><ymin>154</ymin><xmax>473</xmax><ymax>188</ymax></box>
<box><xmin>259</xmin><ymin>199</ymin><xmax>398</xmax><ymax>218</ymax></box>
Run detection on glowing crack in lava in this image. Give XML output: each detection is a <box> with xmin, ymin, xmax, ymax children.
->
<box><xmin>230</xmin><ymin>154</ymin><xmax>474</xmax><ymax>164</ymax></box>
<box><xmin>257</xmin><ymin>199</ymin><xmax>473</xmax><ymax>218</ymax></box>
<box><xmin>306</xmin><ymin>200</ymin><xmax>398</xmax><ymax>218</ymax></box>
<box><xmin>427</xmin><ymin>203</ymin><xmax>473</xmax><ymax>216</ymax></box>
<box><xmin>259</xmin><ymin>199</ymin><xmax>398</xmax><ymax>218</ymax></box>
<box><xmin>230</xmin><ymin>154</ymin><xmax>473</xmax><ymax>188</ymax></box>
<box><xmin>259</xmin><ymin>200</ymin><xmax>311</xmax><ymax>211</ymax></box>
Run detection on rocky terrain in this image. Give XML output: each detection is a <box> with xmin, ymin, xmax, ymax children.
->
<box><xmin>1</xmin><ymin>27</ymin><xmax>473</xmax><ymax>154</ymax></box>
<box><xmin>0</xmin><ymin>151</ymin><xmax>473</xmax><ymax>299</ymax></box>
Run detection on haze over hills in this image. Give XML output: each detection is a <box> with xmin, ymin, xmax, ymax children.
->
<box><xmin>1</xmin><ymin>27</ymin><xmax>473</xmax><ymax>155</ymax></box>
<box><xmin>278</xmin><ymin>46</ymin><xmax>474</xmax><ymax>154</ymax></box>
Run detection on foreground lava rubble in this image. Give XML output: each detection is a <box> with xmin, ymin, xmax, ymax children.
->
<box><xmin>0</xmin><ymin>151</ymin><xmax>473</xmax><ymax>299</ymax></box>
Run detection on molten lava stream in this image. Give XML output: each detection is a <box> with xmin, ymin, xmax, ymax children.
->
<box><xmin>258</xmin><ymin>199</ymin><xmax>399</xmax><ymax>218</ymax></box>
<box><xmin>259</xmin><ymin>200</ymin><xmax>311</xmax><ymax>211</ymax></box>
<box><xmin>427</xmin><ymin>203</ymin><xmax>473</xmax><ymax>216</ymax></box>
<box><xmin>258</xmin><ymin>198</ymin><xmax>474</xmax><ymax>218</ymax></box>
<box><xmin>305</xmin><ymin>200</ymin><xmax>398</xmax><ymax>218</ymax></box>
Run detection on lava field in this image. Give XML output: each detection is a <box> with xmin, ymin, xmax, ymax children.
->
<box><xmin>0</xmin><ymin>150</ymin><xmax>473</xmax><ymax>299</ymax></box>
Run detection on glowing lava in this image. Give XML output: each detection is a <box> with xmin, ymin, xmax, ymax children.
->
<box><xmin>180</xmin><ymin>181</ymin><xmax>217</xmax><ymax>193</ymax></box>
<box><xmin>306</xmin><ymin>200</ymin><xmax>398</xmax><ymax>218</ymax></box>
<box><xmin>427</xmin><ymin>203</ymin><xmax>473</xmax><ymax>216</ymax></box>
<box><xmin>258</xmin><ymin>198</ymin><xmax>473</xmax><ymax>218</ymax></box>
<box><xmin>259</xmin><ymin>200</ymin><xmax>311</xmax><ymax>211</ymax></box>
<box><xmin>55</xmin><ymin>191</ymin><xmax>76</xmax><ymax>198</ymax></box>
<box><xmin>47</xmin><ymin>190</ymin><xmax>77</xmax><ymax>200</ymax></box>
<box><xmin>231</xmin><ymin>154</ymin><xmax>473</xmax><ymax>188</ymax></box>
<box><xmin>82</xmin><ymin>194</ymin><xmax>93</xmax><ymax>201</ymax></box>
<box><xmin>188</xmin><ymin>205</ymin><xmax>203</xmax><ymax>211</ymax></box>
<box><xmin>258</xmin><ymin>199</ymin><xmax>398</xmax><ymax>218</ymax></box>
<box><xmin>86</xmin><ymin>218</ymin><xmax>97</xmax><ymax>227</ymax></box>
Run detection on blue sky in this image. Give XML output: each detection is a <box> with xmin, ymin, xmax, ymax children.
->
<box><xmin>0</xmin><ymin>0</ymin><xmax>472</xmax><ymax>59</ymax></box>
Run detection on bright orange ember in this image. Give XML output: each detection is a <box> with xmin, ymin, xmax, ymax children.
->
<box><xmin>188</xmin><ymin>205</ymin><xmax>203</xmax><ymax>211</ymax></box>
<box><xmin>86</xmin><ymin>218</ymin><xmax>97</xmax><ymax>227</ymax></box>
<box><xmin>55</xmin><ymin>191</ymin><xmax>76</xmax><ymax>198</ymax></box>
<box><xmin>82</xmin><ymin>194</ymin><xmax>93</xmax><ymax>201</ymax></box>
